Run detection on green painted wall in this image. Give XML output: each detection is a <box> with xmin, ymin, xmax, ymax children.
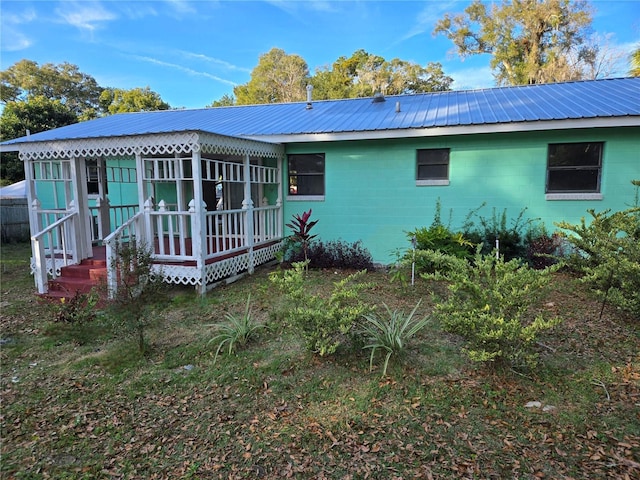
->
<box><xmin>33</xmin><ymin>156</ymin><xmax>139</xmax><ymax>211</ymax></box>
<box><xmin>283</xmin><ymin>127</ymin><xmax>640</xmax><ymax>264</ymax></box>
<box><xmin>104</xmin><ymin>156</ymin><xmax>138</xmax><ymax>206</ymax></box>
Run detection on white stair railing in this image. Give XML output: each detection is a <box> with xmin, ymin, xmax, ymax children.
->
<box><xmin>103</xmin><ymin>211</ymin><xmax>147</xmax><ymax>299</ymax></box>
<box><xmin>31</xmin><ymin>209</ymin><xmax>78</xmax><ymax>294</ymax></box>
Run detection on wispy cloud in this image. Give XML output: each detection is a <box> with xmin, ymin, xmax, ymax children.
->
<box><xmin>265</xmin><ymin>0</ymin><xmax>337</xmax><ymax>16</ymax></box>
<box><xmin>164</xmin><ymin>0</ymin><xmax>197</xmax><ymax>16</ymax></box>
<box><xmin>397</xmin><ymin>1</ymin><xmax>459</xmax><ymax>44</ymax></box>
<box><xmin>118</xmin><ymin>3</ymin><xmax>159</xmax><ymax>20</ymax></box>
<box><xmin>55</xmin><ymin>1</ymin><xmax>117</xmax><ymax>32</ymax></box>
<box><xmin>0</xmin><ymin>8</ymin><xmax>37</xmax><ymax>51</ymax></box>
<box><xmin>177</xmin><ymin>51</ymin><xmax>252</xmax><ymax>73</ymax></box>
<box><xmin>131</xmin><ymin>55</ymin><xmax>238</xmax><ymax>87</ymax></box>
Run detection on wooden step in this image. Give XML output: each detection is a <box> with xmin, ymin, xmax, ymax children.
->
<box><xmin>42</xmin><ymin>258</ymin><xmax>108</xmax><ymax>302</ymax></box>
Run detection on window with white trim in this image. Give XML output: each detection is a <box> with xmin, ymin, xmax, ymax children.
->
<box><xmin>287</xmin><ymin>153</ymin><xmax>325</xmax><ymax>197</ymax></box>
<box><xmin>416</xmin><ymin>148</ymin><xmax>449</xmax><ymax>185</ymax></box>
<box><xmin>546</xmin><ymin>142</ymin><xmax>603</xmax><ymax>194</ymax></box>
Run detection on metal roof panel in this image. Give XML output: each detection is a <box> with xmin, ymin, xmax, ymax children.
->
<box><xmin>3</xmin><ymin>77</ymin><xmax>639</xmax><ymax>146</ymax></box>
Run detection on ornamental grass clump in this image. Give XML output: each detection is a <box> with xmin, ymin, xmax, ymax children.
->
<box><xmin>208</xmin><ymin>294</ymin><xmax>264</xmax><ymax>363</ymax></box>
<box><xmin>425</xmin><ymin>248</ymin><xmax>561</xmax><ymax>369</ymax></box>
<box><xmin>361</xmin><ymin>300</ymin><xmax>429</xmax><ymax>377</ymax></box>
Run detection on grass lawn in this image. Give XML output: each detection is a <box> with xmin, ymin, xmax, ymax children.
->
<box><xmin>1</xmin><ymin>242</ymin><xmax>638</xmax><ymax>479</ymax></box>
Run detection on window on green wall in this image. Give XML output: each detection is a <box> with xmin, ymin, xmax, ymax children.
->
<box><xmin>416</xmin><ymin>148</ymin><xmax>450</xmax><ymax>186</ymax></box>
<box><xmin>546</xmin><ymin>142</ymin><xmax>603</xmax><ymax>194</ymax></box>
<box><xmin>287</xmin><ymin>153</ymin><xmax>325</xmax><ymax>198</ymax></box>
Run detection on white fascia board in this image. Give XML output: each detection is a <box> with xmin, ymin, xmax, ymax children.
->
<box><xmin>244</xmin><ymin>116</ymin><xmax>640</xmax><ymax>144</ymax></box>
<box><xmin>0</xmin><ymin>144</ymin><xmax>21</xmax><ymax>153</ymax></box>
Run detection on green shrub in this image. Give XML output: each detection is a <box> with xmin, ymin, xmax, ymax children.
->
<box><xmin>409</xmin><ymin>225</ymin><xmax>475</xmax><ymax>259</ymax></box>
<box><xmin>107</xmin><ymin>241</ymin><xmax>168</xmax><ymax>353</ymax></box>
<box><xmin>425</xmin><ymin>248</ymin><xmax>561</xmax><ymax>368</ymax></box>
<box><xmin>208</xmin><ymin>294</ymin><xmax>264</xmax><ymax>363</ymax></box>
<box><xmin>556</xmin><ymin>182</ymin><xmax>640</xmax><ymax>319</ymax></box>
<box><xmin>269</xmin><ymin>261</ymin><xmax>373</xmax><ymax>356</ymax></box>
<box><xmin>288</xmin><ymin>239</ymin><xmax>374</xmax><ymax>270</ymax></box>
<box><xmin>361</xmin><ymin>301</ymin><xmax>429</xmax><ymax>376</ymax></box>
<box><xmin>408</xmin><ymin>198</ymin><xmax>475</xmax><ymax>260</ymax></box>
<box><xmin>464</xmin><ymin>206</ymin><xmax>537</xmax><ymax>261</ymax></box>
<box><xmin>52</xmin><ymin>290</ymin><xmax>99</xmax><ymax>324</ymax></box>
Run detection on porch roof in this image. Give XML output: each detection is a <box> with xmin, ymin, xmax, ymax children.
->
<box><xmin>2</xmin><ymin>77</ymin><xmax>639</xmax><ymax>149</ymax></box>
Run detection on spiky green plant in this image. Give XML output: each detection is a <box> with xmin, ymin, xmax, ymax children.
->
<box><xmin>208</xmin><ymin>295</ymin><xmax>263</xmax><ymax>363</ymax></box>
<box><xmin>361</xmin><ymin>300</ymin><xmax>429</xmax><ymax>376</ymax></box>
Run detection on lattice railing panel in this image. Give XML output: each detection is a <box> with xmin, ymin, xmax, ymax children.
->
<box><xmin>154</xmin><ymin>264</ymin><xmax>200</xmax><ymax>286</ymax></box>
<box><xmin>204</xmin><ymin>254</ymin><xmax>250</xmax><ymax>284</ymax></box>
<box><xmin>253</xmin><ymin>242</ymin><xmax>282</xmax><ymax>266</ymax></box>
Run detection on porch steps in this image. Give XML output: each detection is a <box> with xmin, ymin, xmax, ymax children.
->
<box><xmin>42</xmin><ymin>258</ymin><xmax>108</xmax><ymax>301</ymax></box>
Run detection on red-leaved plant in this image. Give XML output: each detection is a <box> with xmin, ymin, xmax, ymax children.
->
<box><xmin>286</xmin><ymin>209</ymin><xmax>318</xmax><ymax>262</ymax></box>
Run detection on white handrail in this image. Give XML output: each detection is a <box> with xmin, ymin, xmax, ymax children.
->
<box><xmin>103</xmin><ymin>211</ymin><xmax>146</xmax><ymax>298</ymax></box>
<box><xmin>31</xmin><ymin>211</ymin><xmax>78</xmax><ymax>294</ymax></box>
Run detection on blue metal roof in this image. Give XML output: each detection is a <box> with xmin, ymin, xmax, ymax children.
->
<box><xmin>3</xmin><ymin>77</ymin><xmax>639</xmax><ymax>146</ymax></box>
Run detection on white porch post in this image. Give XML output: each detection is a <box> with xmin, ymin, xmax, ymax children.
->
<box><xmin>242</xmin><ymin>154</ymin><xmax>255</xmax><ymax>274</ymax></box>
<box><xmin>24</xmin><ymin>159</ymin><xmax>44</xmax><ymax>292</ymax></box>
<box><xmin>191</xmin><ymin>150</ymin><xmax>207</xmax><ymax>294</ymax></box>
<box><xmin>96</xmin><ymin>196</ymin><xmax>111</xmax><ymax>241</ymax></box>
<box><xmin>135</xmin><ymin>153</ymin><xmax>153</xmax><ymax>251</ymax></box>
<box><xmin>135</xmin><ymin>153</ymin><xmax>147</xmax><ymax>211</ymax></box>
<box><xmin>69</xmin><ymin>156</ymin><xmax>93</xmax><ymax>260</ymax></box>
<box><xmin>23</xmin><ymin>156</ymin><xmax>39</xmax><ymax>240</ymax></box>
<box><xmin>276</xmin><ymin>155</ymin><xmax>284</xmax><ymax>239</ymax></box>
<box><xmin>30</xmin><ymin>198</ymin><xmax>47</xmax><ymax>293</ymax></box>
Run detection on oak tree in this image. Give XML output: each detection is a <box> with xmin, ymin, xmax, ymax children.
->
<box><xmin>434</xmin><ymin>0</ymin><xmax>597</xmax><ymax>85</ymax></box>
<box><xmin>1</xmin><ymin>59</ymin><xmax>103</xmax><ymax>120</ymax></box>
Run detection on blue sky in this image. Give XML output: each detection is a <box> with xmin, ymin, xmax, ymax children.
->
<box><xmin>1</xmin><ymin>0</ymin><xmax>639</xmax><ymax>109</ymax></box>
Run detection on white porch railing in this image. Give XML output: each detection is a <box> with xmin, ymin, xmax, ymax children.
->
<box><xmin>202</xmin><ymin>205</ymin><xmax>280</xmax><ymax>260</ymax></box>
<box><xmin>31</xmin><ymin>197</ymin><xmax>282</xmax><ymax>296</ymax></box>
<box><xmin>31</xmin><ymin>211</ymin><xmax>78</xmax><ymax>294</ymax></box>
<box><xmin>88</xmin><ymin>199</ymin><xmax>137</xmax><ymax>243</ymax></box>
<box><xmin>253</xmin><ymin>205</ymin><xmax>281</xmax><ymax>245</ymax></box>
<box><xmin>204</xmin><ymin>209</ymin><xmax>247</xmax><ymax>259</ymax></box>
<box><xmin>149</xmin><ymin>200</ymin><xmax>196</xmax><ymax>261</ymax></box>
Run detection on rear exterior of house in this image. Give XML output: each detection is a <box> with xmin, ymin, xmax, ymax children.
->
<box><xmin>283</xmin><ymin>127</ymin><xmax>639</xmax><ymax>263</ymax></box>
<box><xmin>1</xmin><ymin>77</ymin><xmax>639</xmax><ymax>294</ymax></box>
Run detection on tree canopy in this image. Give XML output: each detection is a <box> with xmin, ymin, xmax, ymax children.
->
<box><xmin>99</xmin><ymin>87</ymin><xmax>170</xmax><ymax>114</ymax></box>
<box><xmin>234</xmin><ymin>48</ymin><xmax>310</xmax><ymax>105</ymax></box>
<box><xmin>631</xmin><ymin>48</ymin><xmax>640</xmax><ymax>77</ymax></box>
<box><xmin>220</xmin><ymin>48</ymin><xmax>453</xmax><ymax>106</ymax></box>
<box><xmin>0</xmin><ymin>60</ymin><xmax>172</xmax><ymax>182</ymax></box>
<box><xmin>0</xmin><ymin>96</ymin><xmax>78</xmax><ymax>182</ymax></box>
<box><xmin>434</xmin><ymin>0</ymin><xmax>598</xmax><ymax>85</ymax></box>
<box><xmin>0</xmin><ymin>59</ymin><xmax>103</xmax><ymax>120</ymax></box>
<box><xmin>312</xmin><ymin>49</ymin><xmax>452</xmax><ymax>99</ymax></box>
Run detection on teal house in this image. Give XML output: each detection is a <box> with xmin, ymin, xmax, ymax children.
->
<box><xmin>2</xmin><ymin>77</ymin><xmax>639</xmax><ymax>295</ymax></box>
